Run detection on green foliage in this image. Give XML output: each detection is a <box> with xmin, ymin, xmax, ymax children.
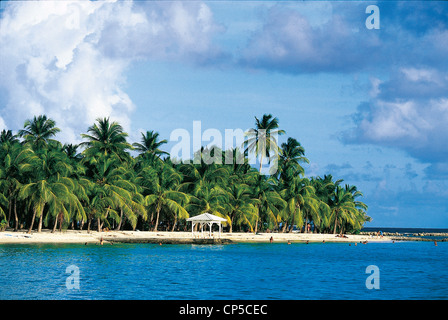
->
<box><xmin>0</xmin><ymin>219</ymin><xmax>7</xmax><ymax>231</ymax></box>
<box><xmin>0</xmin><ymin>114</ymin><xmax>370</xmax><ymax>234</ymax></box>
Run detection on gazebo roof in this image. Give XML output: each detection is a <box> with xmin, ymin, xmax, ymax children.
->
<box><xmin>187</xmin><ymin>213</ymin><xmax>227</xmax><ymax>222</ymax></box>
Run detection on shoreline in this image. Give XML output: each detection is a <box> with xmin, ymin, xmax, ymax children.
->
<box><xmin>0</xmin><ymin>229</ymin><xmax>393</xmax><ymax>244</ymax></box>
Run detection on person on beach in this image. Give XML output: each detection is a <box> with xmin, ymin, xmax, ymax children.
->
<box><xmin>100</xmin><ymin>237</ymin><xmax>104</xmax><ymax>245</ymax></box>
<box><xmin>270</xmin><ymin>236</ymin><xmax>273</xmax><ymax>243</ymax></box>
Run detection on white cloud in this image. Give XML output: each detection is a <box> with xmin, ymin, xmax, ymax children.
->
<box><xmin>0</xmin><ymin>0</ymin><xmax>222</xmax><ymax>144</ymax></box>
<box><xmin>0</xmin><ymin>116</ymin><xmax>6</xmax><ymax>131</ymax></box>
<box><xmin>344</xmin><ymin>68</ymin><xmax>448</xmax><ymax>168</ymax></box>
<box><xmin>239</xmin><ymin>3</ymin><xmax>381</xmax><ymax>73</ymax></box>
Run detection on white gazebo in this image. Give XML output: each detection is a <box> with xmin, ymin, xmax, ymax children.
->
<box><xmin>187</xmin><ymin>213</ymin><xmax>227</xmax><ymax>238</ymax></box>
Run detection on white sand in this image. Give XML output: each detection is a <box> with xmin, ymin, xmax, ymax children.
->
<box><xmin>0</xmin><ymin>229</ymin><xmax>391</xmax><ymax>244</ymax></box>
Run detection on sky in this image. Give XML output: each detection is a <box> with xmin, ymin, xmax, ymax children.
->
<box><xmin>0</xmin><ymin>0</ymin><xmax>447</xmax><ymax>228</ymax></box>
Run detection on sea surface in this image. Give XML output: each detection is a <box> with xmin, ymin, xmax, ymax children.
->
<box><xmin>1</xmin><ymin>239</ymin><xmax>447</xmax><ymax>300</ymax></box>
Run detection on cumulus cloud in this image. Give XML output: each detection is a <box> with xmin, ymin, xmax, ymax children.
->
<box><xmin>239</xmin><ymin>2</ymin><xmax>448</xmax><ymax>74</ymax></box>
<box><xmin>342</xmin><ymin>68</ymin><xmax>448</xmax><ymax>177</ymax></box>
<box><xmin>239</xmin><ymin>3</ymin><xmax>382</xmax><ymax>73</ymax></box>
<box><xmin>241</xmin><ymin>6</ymin><xmax>377</xmax><ymax>73</ymax></box>
<box><xmin>323</xmin><ymin>162</ymin><xmax>353</xmax><ymax>175</ymax></box>
<box><xmin>0</xmin><ymin>0</ymin><xmax>224</xmax><ymax>144</ymax></box>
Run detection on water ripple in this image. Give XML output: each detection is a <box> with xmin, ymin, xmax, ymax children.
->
<box><xmin>0</xmin><ymin>242</ymin><xmax>447</xmax><ymax>299</ymax></box>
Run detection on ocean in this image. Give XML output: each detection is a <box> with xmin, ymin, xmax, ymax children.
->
<box><xmin>1</xmin><ymin>240</ymin><xmax>447</xmax><ymax>300</ymax></box>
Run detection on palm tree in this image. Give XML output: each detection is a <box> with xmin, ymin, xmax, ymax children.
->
<box><xmin>224</xmin><ymin>147</ymin><xmax>256</xmax><ymax>183</ymax></box>
<box><xmin>86</xmin><ymin>155</ymin><xmax>145</xmax><ymax>232</ymax></box>
<box><xmin>0</xmin><ymin>113</ymin><xmax>373</xmax><ymax>236</ymax></box>
<box><xmin>244</xmin><ymin>114</ymin><xmax>285</xmax><ymax>173</ymax></box>
<box><xmin>0</xmin><ymin>129</ymin><xmax>19</xmax><ymax>145</ymax></box>
<box><xmin>328</xmin><ymin>186</ymin><xmax>361</xmax><ymax>234</ymax></box>
<box><xmin>139</xmin><ymin>163</ymin><xmax>189</xmax><ymax>231</ymax></box>
<box><xmin>18</xmin><ymin>115</ymin><xmax>60</xmax><ymax>150</ymax></box>
<box><xmin>80</xmin><ymin>117</ymin><xmax>132</xmax><ymax>161</ymax></box>
<box><xmin>342</xmin><ymin>184</ymin><xmax>370</xmax><ymax>232</ymax></box>
<box><xmin>187</xmin><ymin>185</ymin><xmax>228</xmax><ymax>220</ymax></box>
<box><xmin>224</xmin><ymin>183</ymin><xmax>259</xmax><ymax>233</ymax></box>
<box><xmin>63</xmin><ymin>144</ymin><xmax>83</xmax><ymax>161</ymax></box>
<box><xmin>19</xmin><ymin>180</ymin><xmax>70</xmax><ymax>233</ymax></box>
<box><xmin>179</xmin><ymin>150</ymin><xmax>229</xmax><ymax>197</ymax></box>
<box><xmin>250</xmin><ymin>174</ymin><xmax>286</xmax><ymax>233</ymax></box>
<box><xmin>47</xmin><ymin>178</ymin><xmax>86</xmax><ymax>233</ymax></box>
<box><xmin>19</xmin><ymin>148</ymin><xmax>74</xmax><ymax>233</ymax></box>
<box><xmin>276</xmin><ymin>137</ymin><xmax>309</xmax><ymax>180</ymax></box>
<box><xmin>133</xmin><ymin>130</ymin><xmax>169</xmax><ymax>162</ymax></box>
<box><xmin>176</xmin><ymin>151</ymin><xmax>231</xmax><ymax>230</ymax></box>
<box><xmin>345</xmin><ymin>184</ymin><xmax>368</xmax><ymax>213</ymax></box>
<box><xmin>309</xmin><ymin>175</ymin><xmax>336</xmax><ymax>233</ymax></box>
<box><xmin>0</xmin><ymin>142</ymin><xmax>36</xmax><ymax>230</ymax></box>
<box><xmin>279</xmin><ymin>176</ymin><xmax>322</xmax><ymax>233</ymax></box>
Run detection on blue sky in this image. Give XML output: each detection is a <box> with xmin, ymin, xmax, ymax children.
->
<box><xmin>1</xmin><ymin>1</ymin><xmax>447</xmax><ymax>228</ymax></box>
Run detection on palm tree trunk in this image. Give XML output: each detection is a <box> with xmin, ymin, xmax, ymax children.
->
<box><xmin>116</xmin><ymin>209</ymin><xmax>123</xmax><ymax>230</ymax></box>
<box><xmin>99</xmin><ymin>206</ymin><xmax>111</xmax><ymax>231</ymax></box>
<box><xmin>281</xmin><ymin>220</ymin><xmax>287</xmax><ymax>233</ymax></box>
<box><xmin>7</xmin><ymin>198</ymin><xmax>12</xmax><ymax>227</ymax></box>
<box><xmin>27</xmin><ymin>208</ymin><xmax>38</xmax><ymax>234</ymax></box>
<box><xmin>52</xmin><ymin>215</ymin><xmax>58</xmax><ymax>233</ymax></box>
<box><xmin>171</xmin><ymin>213</ymin><xmax>177</xmax><ymax>232</ymax></box>
<box><xmin>153</xmin><ymin>207</ymin><xmax>161</xmax><ymax>231</ymax></box>
<box><xmin>149</xmin><ymin>211</ymin><xmax>154</xmax><ymax>227</ymax></box>
<box><xmin>289</xmin><ymin>215</ymin><xmax>296</xmax><ymax>233</ymax></box>
<box><xmin>37</xmin><ymin>207</ymin><xmax>44</xmax><ymax>232</ymax></box>
<box><xmin>254</xmin><ymin>215</ymin><xmax>259</xmax><ymax>234</ymax></box>
<box><xmin>37</xmin><ymin>215</ymin><xmax>42</xmax><ymax>232</ymax></box>
<box><xmin>333</xmin><ymin>212</ymin><xmax>338</xmax><ymax>234</ymax></box>
<box><xmin>303</xmin><ymin>216</ymin><xmax>307</xmax><ymax>234</ymax></box>
<box><xmin>14</xmin><ymin>198</ymin><xmax>19</xmax><ymax>231</ymax></box>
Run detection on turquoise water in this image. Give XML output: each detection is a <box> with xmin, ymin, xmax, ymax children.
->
<box><xmin>0</xmin><ymin>241</ymin><xmax>447</xmax><ymax>300</ymax></box>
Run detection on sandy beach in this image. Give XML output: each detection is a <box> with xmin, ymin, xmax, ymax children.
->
<box><xmin>0</xmin><ymin>229</ymin><xmax>391</xmax><ymax>244</ymax></box>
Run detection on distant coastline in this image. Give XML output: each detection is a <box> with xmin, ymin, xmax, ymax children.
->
<box><xmin>361</xmin><ymin>227</ymin><xmax>448</xmax><ymax>234</ymax></box>
<box><xmin>361</xmin><ymin>227</ymin><xmax>448</xmax><ymax>242</ymax></box>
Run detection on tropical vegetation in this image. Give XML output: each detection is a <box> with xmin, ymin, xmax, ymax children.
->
<box><xmin>0</xmin><ymin>114</ymin><xmax>371</xmax><ymax>234</ymax></box>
